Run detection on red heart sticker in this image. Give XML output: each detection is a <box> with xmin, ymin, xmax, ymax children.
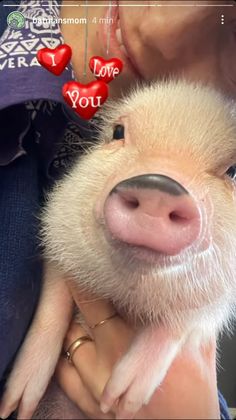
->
<box><xmin>62</xmin><ymin>80</ymin><xmax>109</xmax><ymax>120</ymax></box>
<box><xmin>37</xmin><ymin>45</ymin><xmax>72</xmax><ymax>76</ymax></box>
<box><xmin>89</xmin><ymin>56</ymin><xmax>123</xmax><ymax>84</ymax></box>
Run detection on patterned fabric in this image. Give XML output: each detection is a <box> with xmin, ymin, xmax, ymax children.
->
<box><xmin>0</xmin><ymin>0</ymin><xmax>97</xmax><ymax>178</ymax></box>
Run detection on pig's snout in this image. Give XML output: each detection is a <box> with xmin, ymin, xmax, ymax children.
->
<box><xmin>104</xmin><ymin>174</ymin><xmax>201</xmax><ymax>256</ymax></box>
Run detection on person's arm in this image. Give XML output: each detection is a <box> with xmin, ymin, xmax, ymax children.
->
<box><xmin>56</xmin><ymin>290</ymin><xmax>220</xmax><ymax>419</ymax></box>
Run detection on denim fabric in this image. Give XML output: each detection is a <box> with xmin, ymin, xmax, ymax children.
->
<box><xmin>0</xmin><ymin>153</ymin><xmax>43</xmax><ymax>382</ymax></box>
<box><xmin>219</xmin><ymin>390</ymin><xmax>231</xmax><ymax>420</ymax></box>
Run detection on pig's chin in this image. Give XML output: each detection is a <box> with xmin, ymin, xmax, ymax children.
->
<box><xmin>113</xmin><ymin>242</ymin><xmax>191</xmax><ymax>267</ymax></box>
<box><xmin>103</xmin><ymin>227</ymin><xmax>205</xmax><ymax>269</ymax></box>
<box><xmin>95</xmin><ymin>227</ymin><xmax>235</xmax><ymax>328</ymax></box>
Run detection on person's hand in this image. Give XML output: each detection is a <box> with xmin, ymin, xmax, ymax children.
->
<box><xmin>58</xmin><ymin>289</ymin><xmax>135</xmax><ymax>419</ymax></box>
<box><xmin>56</xmin><ymin>292</ymin><xmax>220</xmax><ymax>419</ymax></box>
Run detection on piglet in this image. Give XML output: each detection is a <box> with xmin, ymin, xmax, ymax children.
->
<box><xmin>1</xmin><ymin>79</ymin><xmax>236</xmax><ymax>419</ymax></box>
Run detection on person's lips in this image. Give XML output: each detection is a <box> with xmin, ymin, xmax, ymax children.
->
<box><xmin>115</xmin><ymin>21</ymin><xmax>129</xmax><ymax>58</ymax></box>
<box><xmin>114</xmin><ymin>14</ymin><xmax>143</xmax><ymax>79</ymax></box>
<box><xmin>100</xmin><ymin>1</ymin><xmax>143</xmax><ymax>79</ymax></box>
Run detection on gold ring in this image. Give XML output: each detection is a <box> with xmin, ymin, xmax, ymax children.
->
<box><xmin>64</xmin><ymin>335</ymin><xmax>93</xmax><ymax>364</ymax></box>
<box><xmin>89</xmin><ymin>313</ymin><xmax>118</xmax><ymax>329</ymax></box>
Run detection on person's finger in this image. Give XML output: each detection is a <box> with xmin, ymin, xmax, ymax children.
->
<box><xmin>68</xmin><ymin>281</ymin><xmax>116</xmax><ymax>328</ymax></box>
<box><xmin>63</xmin><ymin>321</ymin><xmax>93</xmax><ymax>350</ymax></box>
<box><xmin>61</xmin><ymin>322</ymin><xmax>120</xmax><ymax>417</ymax></box>
<box><xmin>56</xmin><ymin>358</ymin><xmax>114</xmax><ymax>419</ymax></box>
<box><xmin>63</xmin><ymin>322</ymin><xmax>97</xmax><ymax>376</ymax></box>
<box><xmin>67</xmin><ymin>283</ymin><xmax>134</xmax><ymax>357</ymax></box>
<box><xmin>63</xmin><ymin>321</ymin><xmax>107</xmax><ymax>401</ymax></box>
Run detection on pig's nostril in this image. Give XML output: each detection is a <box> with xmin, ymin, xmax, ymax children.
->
<box><xmin>121</xmin><ymin>194</ymin><xmax>139</xmax><ymax>209</ymax></box>
<box><xmin>169</xmin><ymin>211</ymin><xmax>189</xmax><ymax>224</ymax></box>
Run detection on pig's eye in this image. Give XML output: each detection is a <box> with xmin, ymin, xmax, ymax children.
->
<box><xmin>112</xmin><ymin>124</ymin><xmax>125</xmax><ymax>140</ymax></box>
<box><xmin>226</xmin><ymin>165</ymin><xmax>236</xmax><ymax>180</ymax></box>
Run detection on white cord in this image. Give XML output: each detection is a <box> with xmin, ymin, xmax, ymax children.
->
<box><xmin>106</xmin><ymin>0</ymin><xmax>113</xmax><ymax>56</ymax></box>
<box><xmin>49</xmin><ymin>0</ymin><xmax>54</xmax><ymax>47</ymax></box>
<box><xmin>83</xmin><ymin>0</ymin><xmax>89</xmax><ymax>78</ymax></box>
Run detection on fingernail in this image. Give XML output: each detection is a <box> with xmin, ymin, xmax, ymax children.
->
<box><xmin>100</xmin><ymin>402</ymin><xmax>110</xmax><ymax>414</ymax></box>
